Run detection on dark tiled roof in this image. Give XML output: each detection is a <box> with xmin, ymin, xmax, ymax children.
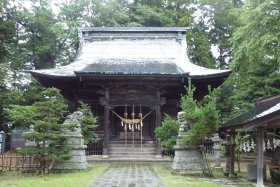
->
<box><xmin>222</xmin><ymin>94</ymin><xmax>280</xmax><ymax>129</ymax></box>
<box><xmin>77</xmin><ymin>59</ymin><xmax>184</xmax><ymax>74</ymax></box>
<box><xmin>30</xmin><ymin>27</ymin><xmax>230</xmax><ymax>78</ymax></box>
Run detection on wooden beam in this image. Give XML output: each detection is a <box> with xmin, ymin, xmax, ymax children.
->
<box><xmin>257</xmin><ymin>126</ymin><xmax>265</xmax><ymax>187</ymax></box>
<box><xmin>229</xmin><ymin>130</ymin><xmax>235</xmax><ymax>178</ymax></box>
<box><xmin>266</xmin><ymin>120</ymin><xmax>280</xmax><ymax>129</ymax></box>
<box><xmin>102</xmin><ymin>88</ymin><xmax>110</xmax><ymax>157</ymax></box>
<box><xmin>155</xmin><ymin>88</ymin><xmax>162</xmax><ymax>157</ymax></box>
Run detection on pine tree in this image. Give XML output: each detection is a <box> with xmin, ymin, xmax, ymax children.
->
<box><xmin>181</xmin><ymin>83</ymin><xmax>220</xmax><ymax>145</ymax></box>
<box><xmin>8</xmin><ymin>88</ymin><xmax>70</xmax><ymax>174</ymax></box>
<box><xmin>77</xmin><ymin>102</ymin><xmax>98</xmax><ymax>144</ymax></box>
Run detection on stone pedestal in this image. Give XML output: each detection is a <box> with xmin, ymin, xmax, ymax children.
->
<box><xmin>212</xmin><ymin>133</ymin><xmax>223</xmax><ymax>171</ymax></box>
<box><xmin>52</xmin><ymin>134</ymin><xmax>88</xmax><ymax>171</ymax></box>
<box><xmin>52</xmin><ymin>111</ymin><xmax>88</xmax><ymax>171</ymax></box>
<box><xmin>171</xmin><ymin>145</ymin><xmax>203</xmax><ymax>174</ymax></box>
<box><xmin>171</xmin><ymin>111</ymin><xmax>203</xmax><ymax>175</ymax></box>
<box><xmin>247</xmin><ymin>164</ymin><xmax>266</xmax><ymax>181</ymax></box>
<box><xmin>224</xmin><ymin>134</ymin><xmax>231</xmax><ymax>176</ymax></box>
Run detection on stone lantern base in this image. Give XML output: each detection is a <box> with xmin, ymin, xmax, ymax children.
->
<box><xmin>52</xmin><ymin>135</ymin><xmax>88</xmax><ymax>171</ymax></box>
<box><xmin>171</xmin><ymin>145</ymin><xmax>203</xmax><ymax>175</ymax></box>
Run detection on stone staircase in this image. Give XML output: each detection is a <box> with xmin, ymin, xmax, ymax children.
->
<box><xmin>108</xmin><ymin>136</ymin><xmax>157</xmax><ymax>160</ymax></box>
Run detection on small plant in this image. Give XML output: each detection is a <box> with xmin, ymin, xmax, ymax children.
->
<box><xmin>155</xmin><ymin>114</ymin><xmax>179</xmax><ymax>155</ymax></box>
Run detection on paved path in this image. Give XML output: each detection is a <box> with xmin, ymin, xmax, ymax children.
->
<box><xmin>90</xmin><ymin>162</ymin><xmax>165</xmax><ymax>187</ymax></box>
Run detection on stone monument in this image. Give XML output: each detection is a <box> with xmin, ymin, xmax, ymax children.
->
<box><xmin>52</xmin><ymin>111</ymin><xmax>88</xmax><ymax>171</ymax></box>
<box><xmin>211</xmin><ymin>133</ymin><xmax>223</xmax><ymax>171</ymax></box>
<box><xmin>171</xmin><ymin>111</ymin><xmax>203</xmax><ymax>174</ymax></box>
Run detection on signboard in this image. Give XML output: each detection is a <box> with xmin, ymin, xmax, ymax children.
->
<box><xmin>0</xmin><ymin>131</ymin><xmax>5</xmax><ymax>154</ymax></box>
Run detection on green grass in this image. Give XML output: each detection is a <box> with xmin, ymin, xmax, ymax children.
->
<box><xmin>153</xmin><ymin>164</ymin><xmax>221</xmax><ymax>187</ymax></box>
<box><xmin>153</xmin><ymin>164</ymin><xmax>254</xmax><ymax>187</ymax></box>
<box><xmin>0</xmin><ymin>163</ymin><xmax>108</xmax><ymax>187</ymax></box>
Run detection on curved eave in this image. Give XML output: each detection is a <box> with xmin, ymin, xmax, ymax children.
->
<box><xmin>189</xmin><ymin>70</ymin><xmax>231</xmax><ymax>80</ymax></box>
<box><xmin>29</xmin><ymin>71</ymin><xmax>76</xmax><ymax>80</ymax></box>
<box><xmin>74</xmin><ymin>71</ymin><xmax>190</xmax><ymax>78</ymax></box>
<box><xmin>29</xmin><ymin>71</ymin><xmax>78</xmax><ymax>93</ymax></box>
<box><xmin>30</xmin><ymin>70</ymin><xmax>231</xmax><ymax>79</ymax></box>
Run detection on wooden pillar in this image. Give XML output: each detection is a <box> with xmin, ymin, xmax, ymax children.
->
<box><xmin>69</xmin><ymin>94</ymin><xmax>79</xmax><ymax>112</ymax></box>
<box><xmin>257</xmin><ymin>126</ymin><xmax>264</xmax><ymax>187</ymax></box>
<box><xmin>229</xmin><ymin>130</ymin><xmax>235</xmax><ymax>178</ymax></box>
<box><xmin>155</xmin><ymin>88</ymin><xmax>162</xmax><ymax>158</ymax></box>
<box><xmin>102</xmin><ymin>88</ymin><xmax>110</xmax><ymax>157</ymax></box>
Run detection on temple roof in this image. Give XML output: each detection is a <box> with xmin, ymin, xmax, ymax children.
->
<box><xmin>30</xmin><ymin>27</ymin><xmax>230</xmax><ymax>79</ymax></box>
<box><xmin>221</xmin><ymin>94</ymin><xmax>280</xmax><ymax>130</ymax></box>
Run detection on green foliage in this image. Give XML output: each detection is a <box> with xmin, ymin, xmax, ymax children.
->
<box><xmin>212</xmin><ymin>0</ymin><xmax>280</xmax><ymax>122</ymax></box>
<box><xmin>154</xmin><ymin>114</ymin><xmax>179</xmax><ymax>155</ymax></box>
<box><xmin>181</xmin><ymin>83</ymin><xmax>220</xmax><ymax>145</ymax></box>
<box><xmin>8</xmin><ymin>87</ymin><xmax>69</xmax><ymax>174</ymax></box>
<box><xmin>186</xmin><ymin>25</ymin><xmax>216</xmax><ymax>68</ymax></box>
<box><xmin>231</xmin><ymin>1</ymin><xmax>279</xmax><ymax>73</ymax></box>
<box><xmin>196</xmin><ymin>0</ymin><xmax>241</xmax><ymax>69</ymax></box>
<box><xmin>77</xmin><ymin>102</ymin><xmax>99</xmax><ymax>144</ymax></box>
<box><xmin>0</xmin><ymin>0</ymin><xmax>17</xmax><ymax>63</ymax></box>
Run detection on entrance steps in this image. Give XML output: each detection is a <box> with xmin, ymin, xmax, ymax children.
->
<box><xmin>108</xmin><ymin>138</ymin><xmax>157</xmax><ymax>160</ymax></box>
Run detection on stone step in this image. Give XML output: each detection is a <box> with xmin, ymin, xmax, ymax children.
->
<box><xmin>87</xmin><ymin>155</ymin><xmax>173</xmax><ymax>162</ymax></box>
<box><xmin>108</xmin><ymin>154</ymin><xmax>157</xmax><ymax>157</ymax></box>
<box><xmin>109</xmin><ymin>149</ymin><xmax>156</xmax><ymax>155</ymax></box>
<box><xmin>108</xmin><ymin>138</ymin><xmax>157</xmax><ymax>158</ymax></box>
<box><xmin>109</xmin><ymin>140</ymin><xmax>155</xmax><ymax>144</ymax></box>
<box><xmin>109</xmin><ymin>144</ymin><xmax>155</xmax><ymax>147</ymax></box>
<box><xmin>109</xmin><ymin>147</ymin><xmax>157</xmax><ymax>151</ymax></box>
<box><xmin>109</xmin><ymin>154</ymin><xmax>157</xmax><ymax>158</ymax></box>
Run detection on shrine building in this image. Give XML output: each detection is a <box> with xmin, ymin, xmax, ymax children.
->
<box><xmin>30</xmin><ymin>27</ymin><xmax>230</xmax><ymax>159</ymax></box>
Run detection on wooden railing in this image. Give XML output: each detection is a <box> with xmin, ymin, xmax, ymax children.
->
<box><xmin>0</xmin><ymin>152</ymin><xmax>41</xmax><ymax>171</ymax></box>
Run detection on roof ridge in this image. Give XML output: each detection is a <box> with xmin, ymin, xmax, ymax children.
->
<box><xmin>78</xmin><ymin>27</ymin><xmax>188</xmax><ymax>32</ymax></box>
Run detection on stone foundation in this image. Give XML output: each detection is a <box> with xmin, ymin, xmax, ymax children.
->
<box><xmin>171</xmin><ymin>145</ymin><xmax>203</xmax><ymax>174</ymax></box>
